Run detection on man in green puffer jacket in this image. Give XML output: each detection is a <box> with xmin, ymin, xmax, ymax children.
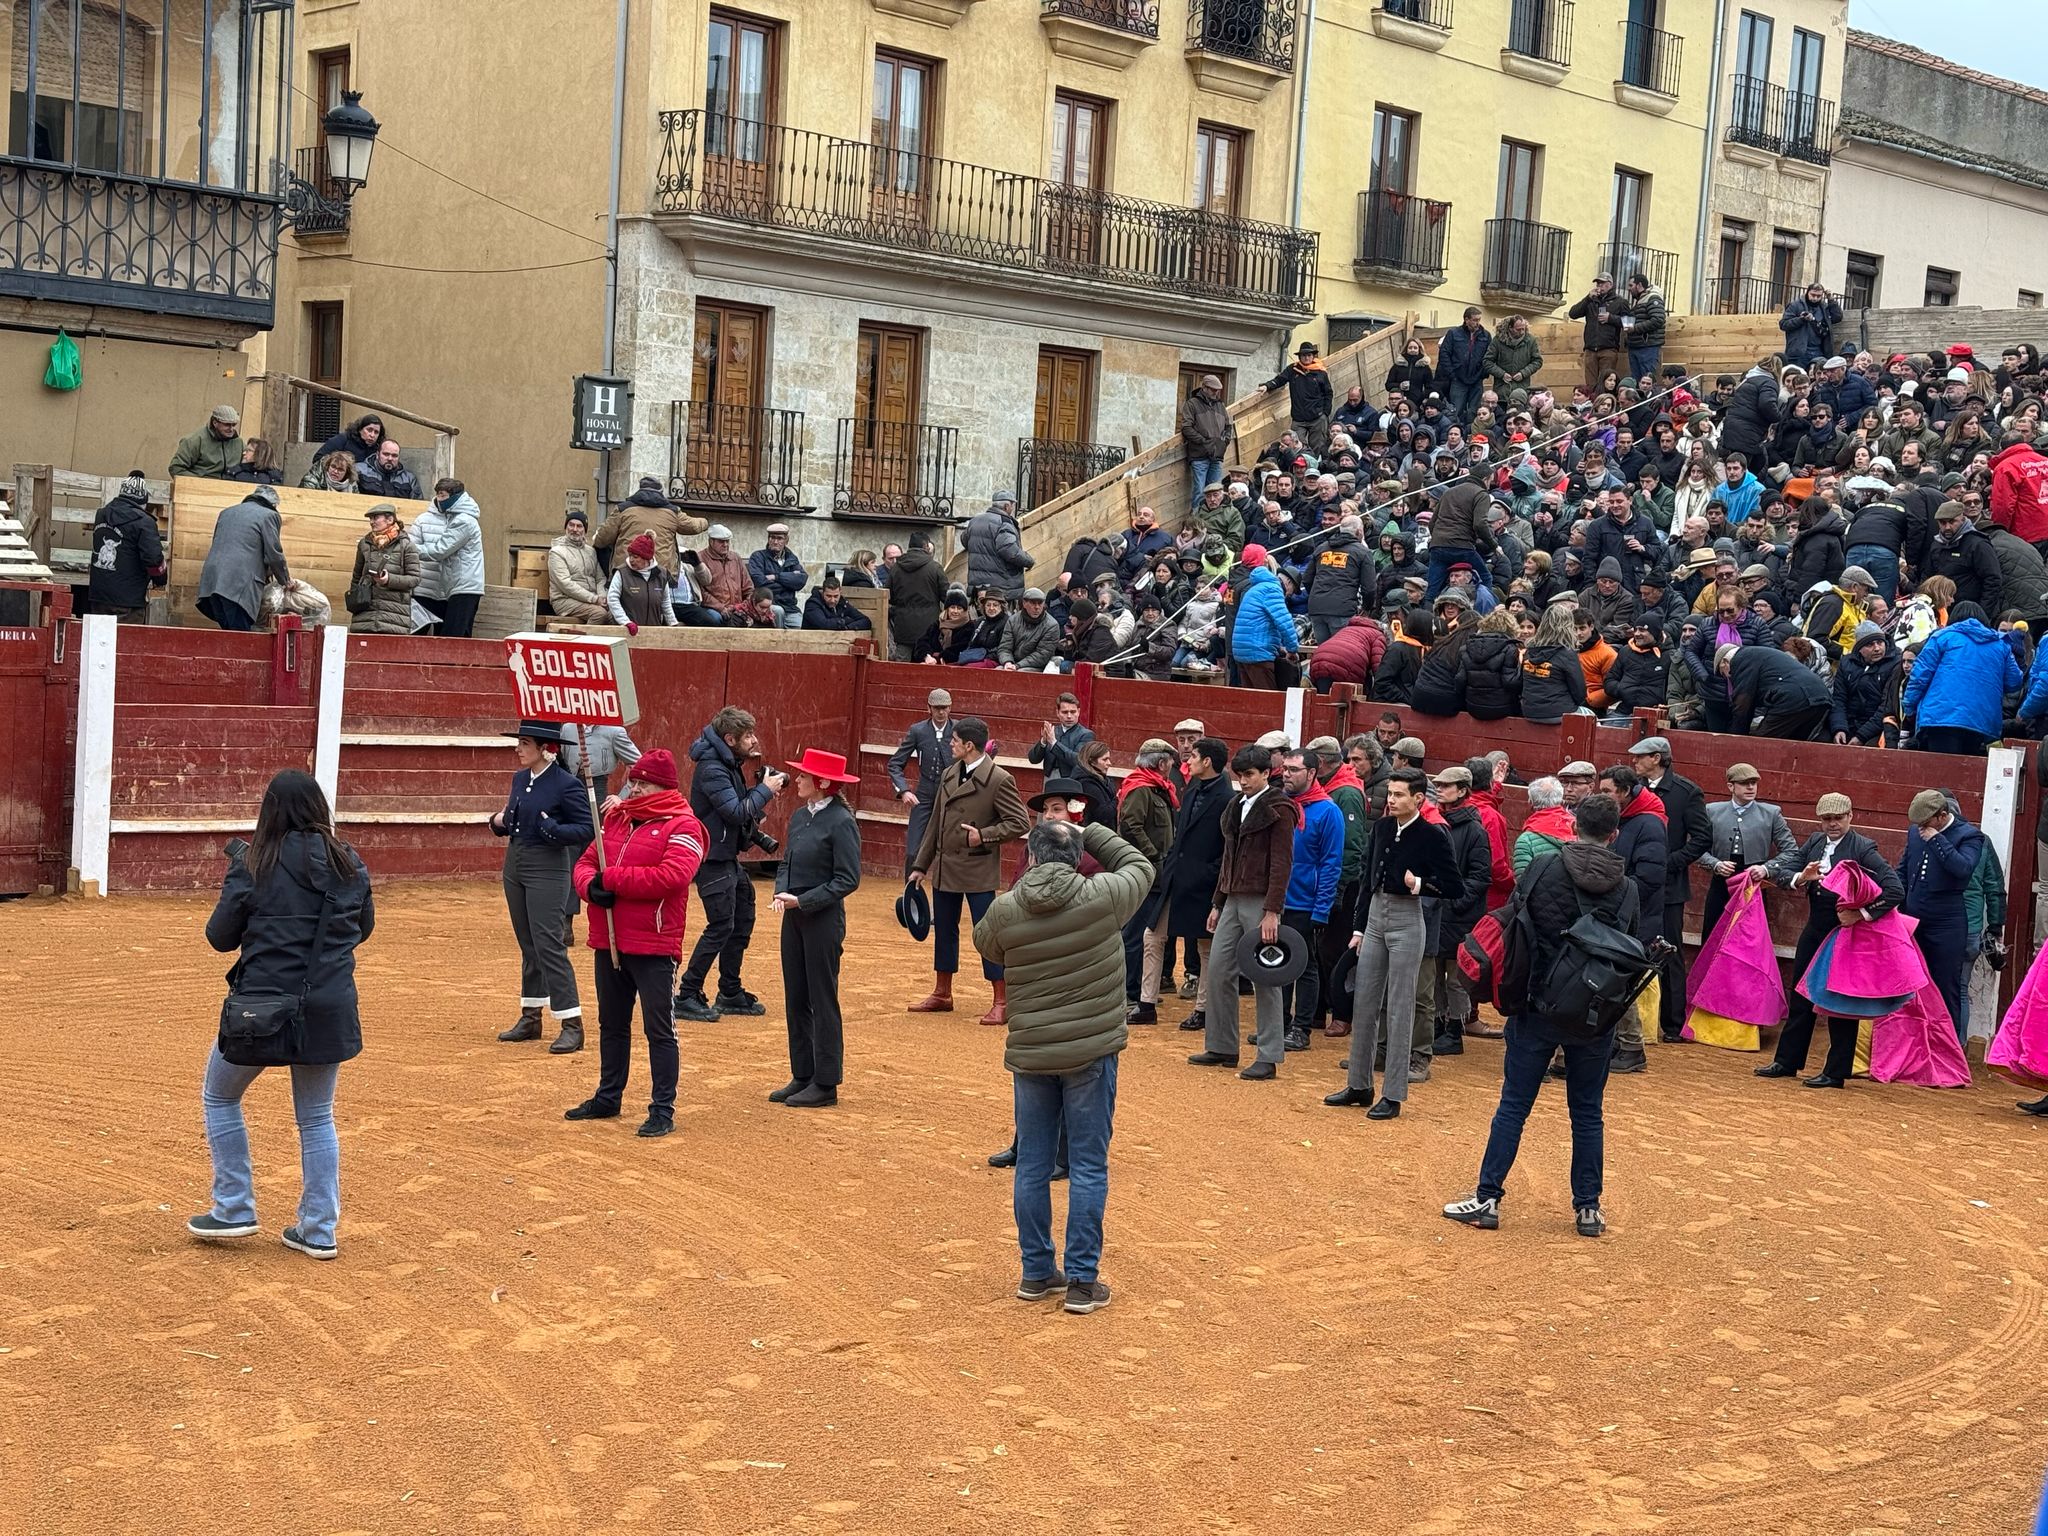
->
<box><xmin>974</xmin><ymin>819</ymin><xmax>1152</xmax><ymax>1317</ymax></box>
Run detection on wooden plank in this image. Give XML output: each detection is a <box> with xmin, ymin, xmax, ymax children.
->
<box><xmin>547</xmin><ymin>622</ymin><xmax>868</xmax><ymax>655</ymax></box>
<box><xmin>474</xmin><ymin>585</ymin><xmax>537</xmax><ymax>640</ymax></box>
<box><xmin>838</xmin><ymin>584</ymin><xmax>888</xmax><ymax>636</ymax></box>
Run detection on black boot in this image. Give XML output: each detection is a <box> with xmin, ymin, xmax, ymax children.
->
<box><xmin>549</xmin><ymin>1020</ymin><xmax>584</xmax><ymax>1054</ymax></box>
<box><xmin>1433</xmin><ymin>1016</ymin><xmax>1465</xmax><ymax>1056</ymax></box>
<box><xmin>988</xmin><ymin>1142</ymin><xmax>1018</xmax><ymax>1168</ymax></box>
<box><xmin>2019</xmin><ymin>1095</ymin><xmax>2048</xmax><ymax>1116</ymax></box>
<box><xmin>498</xmin><ymin>1007</ymin><xmax>542</xmax><ymax>1043</ymax></box>
<box><xmin>1179</xmin><ymin>1008</ymin><xmax>1206</xmax><ymax>1033</ymax></box>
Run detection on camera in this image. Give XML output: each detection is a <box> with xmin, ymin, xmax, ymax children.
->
<box><xmin>744</xmin><ymin>827</ymin><xmax>779</xmax><ymax>855</ymax></box>
<box><xmin>224</xmin><ymin>837</ymin><xmax>250</xmax><ymax>861</ymax></box>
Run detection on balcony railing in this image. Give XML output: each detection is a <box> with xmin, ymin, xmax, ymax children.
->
<box><xmin>1355</xmin><ymin>189</ymin><xmax>1450</xmax><ymax>286</ymax></box>
<box><xmin>1042</xmin><ymin>0</ymin><xmax>1160</xmax><ymax>37</ymax></box>
<box><xmin>290</xmin><ymin>147</ymin><xmax>351</xmax><ymax>237</ymax></box>
<box><xmin>834</xmin><ymin>419</ymin><xmax>961</xmax><ymax>522</ymax></box>
<box><xmin>669</xmin><ymin>401</ymin><xmax>806</xmax><ymax>510</ymax></box>
<box><xmin>1506</xmin><ymin>0</ymin><xmax>1573</xmax><ymax>69</ymax></box>
<box><xmin>1186</xmin><ymin>0</ymin><xmax>1299</xmax><ymax>74</ymax></box>
<box><xmin>1017</xmin><ymin>437</ymin><xmax>1128</xmax><ymax>513</ymax></box>
<box><xmin>1381</xmin><ymin>0</ymin><xmax>1453</xmax><ymax>28</ymax></box>
<box><xmin>655</xmin><ymin>111</ymin><xmax>1316</xmax><ymax>313</ymax></box>
<box><xmin>0</xmin><ymin>157</ymin><xmax>279</xmax><ymax>325</ymax></box>
<box><xmin>1709</xmin><ymin>274</ymin><xmax>1799</xmax><ymax>316</ymax></box>
<box><xmin>1619</xmin><ymin>20</ymin><xmax>1681</xmax><ymax>97</ymax></box>
<box><xmin>1598</xmin><ymin>240</ymin><xmax>1676</xmax><ymax>297</ymax></box>
<box><xmin>1726</xmin><ymin>76</ymin><xmax>1837</xmax><ymax>163</ymax></box>
<box><xmin>1482</xmin><ymin>217</ymin><xmax>1570</xmax><ymax>302</ymax></box>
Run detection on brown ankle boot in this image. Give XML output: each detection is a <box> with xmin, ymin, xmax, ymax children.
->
<box><xmin>498</xmin><ymin>1006</ymin><xmax>542</xmax><ymax>1042</ymax></box>
<box><xmin>907</xmin><ymin>974</ymin><xmax>954</xmax><ymax>1013</ymax></box>
<box><xmin>979</xmin><ymin>979</ymin><xmax>1008</xmax><ymax>1027</ymax></box>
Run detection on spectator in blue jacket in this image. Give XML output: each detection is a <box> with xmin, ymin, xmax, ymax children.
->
<box><xmin>1277</xmin><ymin>748</ymin><xmax>1345</xmax><ymax>1052</ymax></box>
<box><xmin>748</xmin><ymin>523</ymin><xmax>807</xmax><ymax>628</ymax></box>
<box><xmin>1231</xmin><ymin>544</ymin><xmax>1299</xmax><ymax>690</ymax></box>
<box><xmin>1903</xmin><ymin>603</ymin><xmax>2023</xmax><ymax>754</ymax></box>
<box><xmin>1436</xmin><ymin>307</ymin><xmax>1492</xmax><ymax>426</ymax></box>
<box><xmin>1778</xmin><ymin>284</ymin><xmax>1843</xmax><ymax>368</ymax></box>
<box><xmin>1712</xmin><ymin>453</ymin><xmax>1765</xmax><ymax>526</ymax></box>
<box><xmin>1814</xmin><ymin>356</ymin><xmax>1875</xmax><ymax>423</ymax></box>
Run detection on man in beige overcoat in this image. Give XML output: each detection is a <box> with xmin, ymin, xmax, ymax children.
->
<box><xmin>909</xmin><ymin>715</ymin><xmax>1030</xmax><ymax>1026</ymax></box>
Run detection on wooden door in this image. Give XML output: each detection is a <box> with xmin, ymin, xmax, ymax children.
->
<box><xmin>870</xmin><ymin>52</ymin><xmax>933</xmax><ymax>236</ymax></box>
<box><xmin>306</xmin><ymin>301</ymin><xmax>344</xmax><ymax>443</ymax></box>
<box><xmin>1045</xmin><ymin>91</ymin><xmax>1106</xmax><ymax>269</ymax></box>
<box><xmin>1190</xmin><ymin>122</ymin><xmax>1244</xmax><ymax>292</ymax></box>
<box><xmin>1030</xmin><ymin>348</ymin><xmax>1096</xmax><ymax>508</ymax></box>
<box><xmin>704</xmin><ymin>10</ymin><xmax>777</xmax><ymax>217</ymax></box>
<box><xmin>853</xmin><ymin>324</ymin><xmax>922</xmax><ymax>503</ymax></box>
<box><xmin>688</xmin><ymin>300</ymin><xmax>764</xmax><ymax>498</ymax></box>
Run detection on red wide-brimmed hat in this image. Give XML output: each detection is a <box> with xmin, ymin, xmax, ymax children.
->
<box><xmin>787</xmin><ymin>747</ymin><xmax>859</xmax><ymax>785</ymax></box>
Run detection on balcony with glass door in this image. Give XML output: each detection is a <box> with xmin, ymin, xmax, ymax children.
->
<box><xmin>1615</xmin><ymin>19</ymin><xmax>1681</xmax><ymax>114</ymax></box>
<box><xmin>1</xmin><ymin>0</ymin><xmax>293</xmax><ymax>328</ymax></box>
<box><xmin>1355</xmin><ymin>189</ymin><xmax>1450</xmax><ymax>289</ymax></box>
<box><xmin>1482</xmin><ymin>217</ymin><xmax>1570</xmax><ymax>305</ymax></box>
<box><xmin>1502</xmin><ymin>0</ymin><xmax>1573</xmax><ymax>84</ymax></box>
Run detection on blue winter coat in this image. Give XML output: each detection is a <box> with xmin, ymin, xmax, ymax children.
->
<box><xmin>1230</xmin><ymin>564</ymin><xmax>1297</xmax><ymax>663</ymax></box>
<box><xmin>2017</xmin><ymin>639</ymin><xmax>2048</xmax><ymax>721</ymax></box>
<box><xmin>1903</xmin><ymin>619</ymin><xmax>2023</xmax><ymax>740</ymax></box>
<box><xmin>1437</xmin><ymin>324</ymin><xmax>1492</xmax><ymax>387</ymax></box>
<box><xmin>1713</xmin><ymin>472</ymin><xmax>1763</xmax><ymax>526</ymax></box>
<box><xmin>1281</xmin><ymin>794</ymin><xmax>1345</xmax><ymax>921</ymax></box>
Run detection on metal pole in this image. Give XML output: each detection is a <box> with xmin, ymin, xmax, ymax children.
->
<box><xmin>598</xmin><ymin>0</ymin><xmax>629</xmax><ymax>520</ymax></box>
<box><xmin>1691</xmin><ymin>0</ymin><xmax>1729</xmax><ymax>314</ymax></box>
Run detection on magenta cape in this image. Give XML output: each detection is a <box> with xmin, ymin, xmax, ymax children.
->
<box><xmin>1684</xmin><ymin>868</ymin><xmax>1785</xmax><ymax>1027</ymax></box>
<box><xmin>1989</xmin><ymin>938</ymin><xmax>2048</xmax><ymax>1087</ymax></box>
<box><xmin>1795</xmin><ymin>861</ymin><xmax>1930</xmax><ymax>1013</ymax></box>
<box><xmin>1869</xmin><ymin>982</ymin><xmax>1971</xmax><ymax>1088</ymax></box>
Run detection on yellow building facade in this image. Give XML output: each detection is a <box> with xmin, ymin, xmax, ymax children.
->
<box><xmin>263</xmin><ymin>0</ymin><xmax>1318</xmax><ymax>575</ymax></box>
<box><xmin>1299</xmin><ymin>0</ymin><xmax>1714</xmax><ymax>345</ymax></box>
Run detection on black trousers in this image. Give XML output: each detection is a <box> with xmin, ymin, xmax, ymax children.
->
<box><xmin>1774</xmin><ymin>916</ymin><xmax>1856</xmax><ymax>1077</ymax></box>
<box><xmin>781</xmin><ymin>903</ymin><xmax>846</xmax><ymax>1088</ymax></box>
<box><xmin>1282</xmin><ymin>908</ymin><xmax>1322</xmax><ymax>1030</ymax></box>
<box><xmin>1701</xmin><ymin>873</ymin><xmax>1733</xmax><ymax>948</ymax></box>
<box><xmin>418</xmin><ymin>592</ymin><xmax>480</xmax><ymax>638</ymax></box>
<box><xmin>1658</xmin><ymin>898</ymin><xmax>1689</xmax><ymax>1033</ymax></box>
<box><xmin>1755</xmin><ymin>701</ymin><xmax>1829</xmax><ymax>740</ymax></box>
<box><xmin>680</xmin><ymin>859</ymin><xmax>756</xmax><ymax>996</ymax></box>
<box><xmin>1915</xmin><ymin>726</ymin><xmax>1988</xmax><ymax>757</ymax></box>
<box><xmin>592</xmin><ymin>950</ymin><xmax>679</xmax><ymax>1116</ymax></box>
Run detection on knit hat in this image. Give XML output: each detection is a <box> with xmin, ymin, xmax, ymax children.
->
<box><xmin>1852</xmin><ymin>620</ymin><xmax>1886</xmax><ymax>647</ymax></box>
<box><xmin>627</xmin><ymin>532</ymin><xmax>657</xmax><ymax>559</ymax></box>
<box><xmin>564</xmin><ymin>507</ymin><xmax>589</xmax><ymax>527</ymax></box>
<box><xmin>626</xmin><ymin>749</ymin><xmax>680</xmax><ymax>791</ymax></box>
<box><xmin>121</xmin><ymin>471</ymin><xmax>149</xmax><ymax>501</ymax></box>
<box><xmin>1068</xmin><ymin>597</ymin><xmax>1097</xmax><ymax>622</ymax></box>
<box><xmin>1240</xmin><ymin>543</ymin><xmax>1269</xmax><ymax>568</ymax></box>
<box><xmin>1596</xmin><ymin>556</ymin><xmax>1624</xmax><ymax>581</ymax></box>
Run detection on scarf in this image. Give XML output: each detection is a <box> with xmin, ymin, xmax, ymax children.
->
<box><xmin>1323</xmin><ymin>763</ymin><xmax>1366</xmax><ymax>796</ymax></box>
<box><xmin>1620</xmin><ymin>786</ymin><xmax>1667</xmax><ymax>823</ymax></box>
<box><xmin>1291</xmin><ymin>776</ymin><xmax>1331</xmax><ymax>808</ymax></box>
<box><xmin>369</xmin><ymin>522</ymin><xmax>400</xmax><ymax>549</ymax></box>
<box><xmin>1522</xmin><ymin>805</ymin><xmax>1577</xmax><ymax>842</ymax></box>
<box><xmin>1117</xmin><ymin>765</ymin><xmax>1181</xmax><ymax>811</ymax></box>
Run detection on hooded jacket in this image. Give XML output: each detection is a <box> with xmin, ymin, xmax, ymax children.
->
<box><xmin>1457</xmin><ymin>630</ymin><xmax>1523</xmax><ymax>720</ymax></box>
<box><xmin>409</xmin><ymin>490</ymin><xmax>485</xmax><ymax>600</ymax></box>
<box><xmin>1520</xmin><ymin>841</ymin><xmax>1640</xmax><ymax>992</ymax></box>
<box><xmin>1519</xmin><ymin>643</ymin><xmax>1586</xmax><ymax>723</ymax></box>
<box><xmin>206</xmin><ymin>830</ymin><xmax>375</xmax><ymax>1065</ymax></box>
<box><xmin>1372</xmin><ymin>628</ymin><xmax>1427</xmax><ymax>703</ymax></box>
<box><xmin>1230</xmin><ymin>564</ymin><xmax>1297</xmax><ymax>663</ymax></box>
<box><xmin>87</xmin><ymin>487</ymin><xmax>164</xmax><ymax>612</ymax></box>
<box><xmin>1513</xmin><ymin>804</ymin><xmax>1579</xmax><ymax>874</ymax></box>
<box><xmin>1785</xmin><ymin>509</ymin><xmax>1847</xmax><ymax>595</ymax></box>
<box><xmin>687</xmin><ymin>724</ymin><xmax>778</xmax><ymax>863</ymax></box>
<box><xmin>1309</xmin><ymin>614</ymin><xmax>1387</xmax><ymax>689</ymax></box>
<box><xmin>572</xmin><ymin>790</ymin><xmax>706</xmax><ymax>959</ymax></box>
<box><xmin>974</xmin><ymin>823</ymin><xmax>1152</xmax><ymax>1075</ymax></box>
<box><xmin>1989</xmin><ymin>442</ymin><xmax>2048</xmax><ymax>545</ymax></box>
<box><xmin>1179</xmin><ymin>388</ymin><xmax>1235</xmax><ymax>459</ymax></box>
<box><xmin>1831</xmin><ymin>639</ymin><xmax>1902</xmax><ymax>742</ymax></box>
<box><xmin>1720</xmin><ymin>369</ymin><xmax>1781</xmax><ymax>465</ymax></box>
<box><xmin>1903</xmin><ymin>618</ymin><xmax>2023</xmax><ymax>739</ymax></box>
<box><xmin>885</xmin><ymin>546</ymin><xmax>948</xmax><ymax>651</ymax></box>
<box><xmin>1604</xmin><ymin>638</ymin><xmax>1668</xmax><ymax>712</ymax></box>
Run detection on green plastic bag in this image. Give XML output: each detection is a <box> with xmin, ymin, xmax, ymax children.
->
<box><xmin>44</xmin><ymin>330</ymin><xmax>80</xmax><ymax>391</ymax></box>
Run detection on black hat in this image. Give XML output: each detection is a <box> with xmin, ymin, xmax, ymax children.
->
<box><xmin>894</xmin><ymin>880</ymin><xmax>932</xmax><ymax>943</ymax></box>
<box><xmin>1027</xmin><ymin>776</ymin><xmax>1087</xmax><ymax>814</ymax></box>
<box><xmin>1328</xmin><ymin>945</ymin><xmax>1358</xmax><ymax>1001</ymax></box>
<box><xmin>1235</xmin><ymin>924</ymin><xmax>1309</xmax><ymax>987</ymax></box>
<box><xmin>504</xmin><ymin>720</ymin><xmax>569</xmax><ymax>745</ymax></box>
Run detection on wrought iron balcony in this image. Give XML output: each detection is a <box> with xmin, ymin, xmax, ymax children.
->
<box><xmin>1708</xmin><ymin>274</ymin><xmax>1799</xmax><ymax>316</ymax></box>
<box><xmin>1481</xmin><ymin>217</ymin><xmax>1570</xmax><ymax>303</ymax></box>
<box><xmin>1726</xmin><ymin>76</ymin><xmax>1837</xmax><ymax>164</ymax></box>
<box><xmin>669</xmin><ymin>401</ymin><xmax>806</xmax><ymax>509</ymax></box>
<box><xmin>1041</xmin><ymin>0</ymin><xmax>1159</xmax><ymax>37</ymax></box>
<box><xmin>1598</xmin><ymin>240</ymin><xmax>1676</xmax><ymax>297</ymax></box>
<box><xmin>1618</xmin><ymin>20</ymin><xmax>1681</xmax><ymax>98</ymax></box>
<box><xmin>654</xmin><ymin>110</ymin><xmax>1316</xmax><ymax>313</ymax></box>
<box><xmin>1506</xmin><ymin>0</ymin><xmax>1573</xmax><ymax>69</ymax></box>
<box><xmin>833</xmin><ymin>418</ymin><xmax>961</xmax><ymax>522</ymax></box>
<box><xmin>1355</xmin><ymin>189</ymin><xmax>1450</xmax><ymax>288</ymax></box>
<box><xmin>0</xmin><ymin>157</ymin><xmax>279</xmax><ymax>325</ymax></box>
<box><xmin>1017</xmin><ymin>436</ymin><xmax>1128</xmax><ymax>512</ymax></box>
<box><xmin>1186</xmin><ymin>0</ymin><xmax>1298</xmax><ymax>74</ymax></box>
<box><xmin>1381</xmin><ymin>0</ymin><xmax>1452</xmax><ymax>28</ymax></box>
<box><xmin>288</xmin><ymin>148</ymin><xmax>351</xmax><ymax>238</ymax></box>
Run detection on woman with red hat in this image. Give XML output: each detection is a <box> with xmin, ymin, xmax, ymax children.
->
<box><xmin>769</xmin><ymin>748</ymin><xmax>863</xmax><ymax>1108</ymax></box>
<box><xmin>565</xmin><ymin>749</ymin><xmax>706</xmax><ymax>1137</ymax></box>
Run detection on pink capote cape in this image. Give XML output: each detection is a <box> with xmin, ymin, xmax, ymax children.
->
<box><xmin>1989</xmin><ymin>939</ymin><xmax>2048</xmax><ymax>1087</ymax></box>
<box><xmin>1685</xmin><ymin>867</ymin><xmax>1785</xmax><ymax>1025</ymax></box>
<box><xmin>1795</xmin><ymin>861</ymin><xmax>1929</xmax><ymax>1003</ymax></box>
<box><xmin>1869</xmin><ymin>981</ymin><xmax>1971</xmax><ymax>1088</ymax></box>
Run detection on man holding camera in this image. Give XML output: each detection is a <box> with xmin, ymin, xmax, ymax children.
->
<box><xmin>675</xmin><ymin>706</ymin><xmax>785</xmax><ymax>1022</ymax></box>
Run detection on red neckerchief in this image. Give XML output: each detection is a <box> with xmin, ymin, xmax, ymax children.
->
<box><xmin>1324</xmin><ymin>763</ymin><xmax>1366</xmax><ymax>795</ymax></box>
<box><xmin>1117</xmin><ymin>765</ymin><xmax>1181</xmax><ymax>811</ymax></box>
<box><xmin>1621</xmin><ymin>786</ymin><xmax>1667</xmax><ymax>822</ymax></box>
<box><xmin>1292</xmin><ymin>776</ymin><xmax>1331</xmax><ymax>807</ymax></box>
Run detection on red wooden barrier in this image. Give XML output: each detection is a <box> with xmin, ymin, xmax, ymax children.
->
<box><xmin>0</xmin><ymin>596</ymin><xmax>76</xmax><ymax>895</ymax></box>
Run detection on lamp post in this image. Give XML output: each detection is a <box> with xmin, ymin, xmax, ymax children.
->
<box><xmin>282</xmin><ymin>91</ymin><xmax>381</xmax><ymax>231</ymax></box>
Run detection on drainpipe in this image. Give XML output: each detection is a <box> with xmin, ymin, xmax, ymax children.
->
<box><xmin>599</xmin><ymin>0</ymin><xmax>629</xmax><ymax>515</ymax></box>
<box><xmin>1286</xmin><ymin>0</ymin><xmax>1318</xmax><ymax>362</ymax></box>
<box><xmin>1691</xmin><ymin>0</ymin><xmax>1729</xmax><ymax>313</ymax></box>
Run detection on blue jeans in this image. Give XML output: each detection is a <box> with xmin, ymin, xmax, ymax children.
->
<box><xmin>1014</xmin><ymin>1053</ymin><xmax>1118</xmax><ymax>1284</ymax></box>
<box><xmin>1442</xmin><ymin>379</ymin><xmax>1483</xmax><ymax>426</ymax></box>
<box><xmin>201</xmin><ymin>1044</ymin><xmax>342</xmax><ymax>1247</ymax></box>
<box><xmin>1424</xmin><ymin>545</ymin><xmax>1481</xmax><ymax>602</ymax></box>
<box><xmin>1475</xmin><ymin>1014</ymin><xmax>1613</xmax><ymax>1207</ymax></box>
<box><xmin>1188</xmin><ymin>457</ymin><xmax>1222</xmax><ymax>510</ymax></box>
<box><xmin>1627</xmin><ymin>345</ymin><xmax>1661</xmax><ymax>384</ymax></box>
<box><xmin>1843</xmin><ymin>544</ymin><xmax>1899</xmax><ymax>603</ymax></box>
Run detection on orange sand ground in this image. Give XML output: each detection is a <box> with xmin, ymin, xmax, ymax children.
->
<box><xmin>2</xmin><ymin>881</ymin><xmax>2044</xmax><ymax>1536</ymax></box>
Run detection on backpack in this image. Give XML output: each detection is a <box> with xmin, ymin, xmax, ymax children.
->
<box><xmin>1526</xmin><ymin>861</ymin><xmax>1653</xmax><ymax>1039</ymax></box>
<box><xmin>1457</xmin><ymin>883</ymin><xmax>1532</xmax><ymax>1012</ymax></box>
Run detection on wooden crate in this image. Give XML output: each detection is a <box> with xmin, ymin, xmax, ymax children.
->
<box><xmin>510</xmin><ymin>547</ymin><xmax>551</xmax><ymax>600</ymax></box>
<box><xmin>474</xmin><ymin>585</ymin><xmax>538</xmax><ymax>640</ymax></box>
<box><xmin>838</xmin><ymin>583</ymin><xmax>887</xmax><ymax>635</ymax></box>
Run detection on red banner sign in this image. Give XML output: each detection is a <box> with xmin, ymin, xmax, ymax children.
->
<box><xmin>503</xmin><ymin>633</ymin><xmax>640</xmax><ymax>727</ymax></box>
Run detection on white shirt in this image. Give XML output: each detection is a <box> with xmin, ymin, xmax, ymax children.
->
<box><xmin>1819</xmin><ymin>835</ymin><xmax>1842</xmax><ymax>874</ymax></box>
<box><xmin>1239</xmin><ymin>786</ymin><xmax>1267</xmax><ymax>821</ymax></box>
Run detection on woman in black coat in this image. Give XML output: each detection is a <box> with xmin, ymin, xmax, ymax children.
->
<box><xmin>1518</xmin><ymin>603</ymin><xmax>1588</xmax><ymax>723</ymax></box>
<box><xmin>1075</xmin><ymin>740</ymin><xmax>1120</xmax><ymax>829</ymax></box>
<box><xmin>191</xmin><ymin>770</ymin><xmax>374</xmax><ymax>1262</ymax></box>
<box><xmin>1384</xmin><ymin>338</ymin><xmax>1434</xmax><ymax>410</ymax></box>
<box><xmin>1456</xmin><ymin>610</ymin><xmax>1525</xmax><ymax>720</ymax></box>
<box><xmin>1159</xmin><ymin>742</ymin><xmax>1232</xmax><ymax>1026</ymax></box>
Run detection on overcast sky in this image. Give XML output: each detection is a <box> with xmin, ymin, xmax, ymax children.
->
<box><xmin>1848</xmin><ymin>0</ymin><xmax>2048</xmax><ymax>92</ymax></box>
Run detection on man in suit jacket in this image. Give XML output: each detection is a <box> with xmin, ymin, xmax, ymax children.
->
<box><xmin>1756</xmin><ymin>792</ymin><xmax>1902</xmax><ymax>1087</ymax></box>
<box><xmin>910</xmin><ymin>716</ymin><xmax>1030</xmax><ymax>1025</ymax></box>
<box><xmin>1697</xmin><ymin>761</ymin><xmax>1796</xmax><ymax>941</ymax></box>
<box><xmin>1629</xmin><ymin>736</ymin><xmax>1712</xmax><ymax>1041</ymax></box>
<box><xmin>886</xmin><ymin>687</ymin><xmax>956</xmax><ymax>877</ymax></box>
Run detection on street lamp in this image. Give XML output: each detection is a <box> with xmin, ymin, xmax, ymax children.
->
<box><xmin>280</xmin><ymin>90</ymin><xmax>381</xmax><ymax>232</ymax></box>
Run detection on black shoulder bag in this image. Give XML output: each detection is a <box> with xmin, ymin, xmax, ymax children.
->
<box><xmin>218</xmin><ymin>888</ymin><xmax>334</xmax><ymax>1067</ymax></box>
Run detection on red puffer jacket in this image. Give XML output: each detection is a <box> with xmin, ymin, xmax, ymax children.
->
<box><xmin>572</xmin><ymin>788</ymin><xmax>706</xmax><ymax>958</ymax></box>
<box><xmin>1308</xmin><ymin>614</ymin><xmax>1388</xmax><ymax>689</ymax></box>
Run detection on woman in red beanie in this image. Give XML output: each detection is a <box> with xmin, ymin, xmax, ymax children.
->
<box><xmin>566</xmin><ymin>749</ymin><xmax>706</xmax><ymax>1137</ymax></box>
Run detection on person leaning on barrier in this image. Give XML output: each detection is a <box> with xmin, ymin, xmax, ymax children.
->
<box><xmin>87</xmin><ymin>471</ymin><xmax>165</xmax><ymax>623</ymax></box>
<box><xmin>170</xmin><ymin>403</ymin><xmax>243</xmax><ymax>480</ymax></box>
<box><xmin>547</xmin><ymin>509</ymin><xmax>610</xmax><ymax>625</ymax></box>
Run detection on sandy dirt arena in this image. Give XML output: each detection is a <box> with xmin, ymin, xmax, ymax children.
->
<box><xmin>2</xmin><ymin>879</ymin><xmax>2045</xmax><ymax>1536</ymax></box>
